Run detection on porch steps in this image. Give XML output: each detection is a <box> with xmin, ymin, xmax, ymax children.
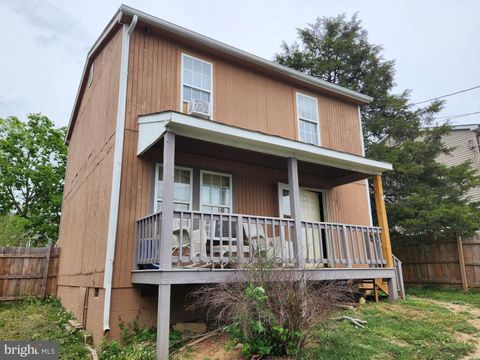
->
<box><xmin>359</xmin><ymin>278</ymin><xmax>389</xmax><ymax>302</ymax></box>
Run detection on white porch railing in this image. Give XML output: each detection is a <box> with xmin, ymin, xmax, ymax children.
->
<box><xmin>136</xmin><ymin>210</ymin><xmax>386</xmax><ymax>268</ymax></box>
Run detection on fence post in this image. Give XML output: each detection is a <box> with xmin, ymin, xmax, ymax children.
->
<box><xmin>457</xmin><ymin>235</ymin><xmax>468</xmax><ymax>292</ymax></box>
<box><xmin>41</xmin><ymin>244</ymin><xmax>53</xmax><ymax>298</ymax></box>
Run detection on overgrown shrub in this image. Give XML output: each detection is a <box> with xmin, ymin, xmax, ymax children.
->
<box><xmin>118</xmin><ymin>316</ymin><xmax>156</xmax><ymax>346</ymax></box>
<box><xmin>98</xmin><ymin>317</ymin><xmax>156</xmax><ymax>360</ymax></box>
<box><xmin>189</xmin><ymin>259</ymin><xmax>353</xmax><ymax>358</ymax></box>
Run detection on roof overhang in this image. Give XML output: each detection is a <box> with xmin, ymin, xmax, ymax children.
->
<box><xmin>450</xmin><ymin>124</ymin><xmax>480</xmax><ymax>132</ymax></box>
<box><xmin>65</xmin><ymin>4</ymin><xmax>373</xmax><ymax>144</ymax></box>
<box><xmin>138</xmin><ymin>111</ymin><xmax>392</xmax><ymax>176</ymax></box>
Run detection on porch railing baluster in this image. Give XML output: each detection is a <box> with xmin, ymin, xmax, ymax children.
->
<box><xmin>135</xmin><ymin>211</ymin><xmax>386</xmax><ymax>269</ymax></box>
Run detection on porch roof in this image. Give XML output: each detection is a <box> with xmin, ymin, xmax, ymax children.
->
<box><xmin>137</xmin><ymin>111</ymin><xmax>392</xmax><ymax>176</ymax></box>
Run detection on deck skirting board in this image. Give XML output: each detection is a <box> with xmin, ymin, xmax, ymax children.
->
<box><xmin>131</xmin><ymin>268</ymin><xmax>396</xmax><ymax>285</ymax></box>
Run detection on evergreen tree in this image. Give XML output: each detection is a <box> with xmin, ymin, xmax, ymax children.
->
<box><xmin>275</xmin><ymin>14</ymin><xmax>480</xmax><ymax>241</ymax></box>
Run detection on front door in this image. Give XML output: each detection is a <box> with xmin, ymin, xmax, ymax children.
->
<box><xmin>278</xmin><ymin>184</ymin><xmax>327</xmax><ymax>263</ymax></box>
<box><xmin>300</xmin><ymin>189</ymin><xmax>322</xmax><ymax>222</ymax></box>
<box><xmin>278</xmin><ymin>183</ymin><xmax>326</xmax><ymax>221</ymax></box>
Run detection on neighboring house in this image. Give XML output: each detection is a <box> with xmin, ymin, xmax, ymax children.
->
<box><xmin>57</xmin><ymin>5</ymin><xmax>399</xmax><ymax>358</ymax></box>
<box><xmin>437</xmin><ymin>124</ymin><xmax>480</xmax><ymax>202</ymax></box>
<box><xmin>393</xmin><ymin>124</ymin><xmax>480</xmax><ymax>291</ymax></box>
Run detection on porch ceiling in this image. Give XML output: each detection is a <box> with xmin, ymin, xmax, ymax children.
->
<box><xmin>137</xmin><ymin>111</ymin><xmax>392</xmax><ymax>177</ymax></box>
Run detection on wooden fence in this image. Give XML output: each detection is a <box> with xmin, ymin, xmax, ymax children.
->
<box><xmin>0</xmin><ymin>246</ymin><xmax>61</xmax><ymax>300</ymax></box>
<box><xmin>393</xmin><ymin>234</ymin><xmax>480</xmax><ymax>289</ymax></box>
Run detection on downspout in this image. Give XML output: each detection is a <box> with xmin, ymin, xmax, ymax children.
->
<box><xmin>103</xmin><ymin>14</ymin><xmax>138</xmax><ymax>332</ymax></box>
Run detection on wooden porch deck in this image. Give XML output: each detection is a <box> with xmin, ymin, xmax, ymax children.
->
<box><xmin>134</xmin><ymin>210</ymin><xmax>387</xmax><ymax>271</ymax></box>
<box><xmin>132</xmin><ymin>210</ymin><xmax>399</xmax><ymax>299</ymax></box>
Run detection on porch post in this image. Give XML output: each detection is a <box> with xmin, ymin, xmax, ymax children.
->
<box><xmin>288</xmin><ymin>157</ymin><xmax>305</xmax><ymax>266</ymax></box>
<box><xmin>157</xmin><ymin>284</ymin><xmax>171</xmax><ymax>360</ymax></box>
<box><xmin>372</xmin><ymin>175</ymin><xmax>393</xmax><ymax>268</ymax></box>
<box><xmin>156</xmin><ymin>131</ymin><xmax>175</xmax><ymax>360</ymax></box>
<box><xmin>386</xmin><ymin>276</ymin><xmax>398</xmax><ymax>301</ymax></box>
<box><xmin>160</xmin><ymin>130</ymin><xmax>175</xmax><ymax>269</ymax></box>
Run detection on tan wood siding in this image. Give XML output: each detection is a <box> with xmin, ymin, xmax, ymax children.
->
<box><xmin>111</xmin><ymin>29</ymin><xmax>371</xmax><ymax>287</ymax></box>
<box><xmin>328</xmin><ymin>182</ymin><xmax>371</xmax><ymax>226</ymax></box>
<box><xmin>57</xmin><ymin>28</ymin><xmax>123</xmax><ymax>288</ymax></box>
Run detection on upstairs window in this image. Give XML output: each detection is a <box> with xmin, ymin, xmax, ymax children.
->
<box><xmin>155</xmin><ymin>165</ymin><xmax>192</xmax><ymax>211</ymax></box>
<box><xmin>181</xmin><ymin>54</ymin><xmax>212</xmax><ymax>115</ymax></box>
<box><xmin>296</xmin><ymin>93</ymin><xmax>319</xmax><ymax>145</ymax></box>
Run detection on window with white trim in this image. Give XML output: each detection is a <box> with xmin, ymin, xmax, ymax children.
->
<box><xmin>296</xmin><ymin>93</ymin><xmax>319</xmax><ymax>145</ymax></box>
<box><xmin>181</xmin><ymin>54</ymin><xmax>212</xmax><ymax>111</ymax></box>
<box><xmin>155</xmin><ymin>165</ymin><xmax>192</xmax><ymax>211</ymax></box>
<box><xmin>200</xmin><ymin>171</ymin><xmax>232</xmax><ymax>213</ymax></box>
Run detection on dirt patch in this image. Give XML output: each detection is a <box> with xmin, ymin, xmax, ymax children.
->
<box><xmin>373</xmin><ymin>302</ymin><xmax>431</xmax><ymax>320</ymax></box>
<box><xmin>414</xmin><ymin>297</ymin><xmax>480</xmax><ymax>360</ymax></box>
<box><xmin>172</xmin><ymin>333</ymin><xmax>244</xmax><ymax>360</ymax></box>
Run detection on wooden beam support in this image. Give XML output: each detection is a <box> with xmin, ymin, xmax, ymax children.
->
<box><xmin>372</xmin><ymin>175</ymin><xmax>393</xmax><ymax>268</ymax></box>
<box><xmin>386</xmin><ymin>276</ymin><xmax>398</xmax><ymax>301</ymax></box>
<box><xmin>156</xmin><ymin>284</ymin><xmax>171</xmax><ymax>360</ymax></box>
<box><xmin>159</xmin><ymin>131</ymin><xmax>175</xmax><ymax>269</ymax></box>
<box><xmin>288</xmin><ymin>157</ymin><xmax>305</xmax><ymax>267</ymax></box>
<box><xmin>132</xmin><ymin>267</ymin><xmax>397</xmax><ymax>285</ymax></box>
<box><xmin>457</xmin><ymin>235</ymin><xmax>469</xmax><ymax>292</ymax></box>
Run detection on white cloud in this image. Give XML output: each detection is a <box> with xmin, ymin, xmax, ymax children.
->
<box><xmin>0</xmin><ymin>0</ymin><xmax>479</xmax><ymax>127</ymax></box>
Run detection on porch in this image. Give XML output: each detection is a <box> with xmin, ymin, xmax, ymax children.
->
<box><xmin>131</xmin><ymin>111</ymin><xmax>398</xmax><ymax>359</ymax></box>
<box><xmin>135</xmin><ymin>211</ymin><xmax>386</xmax><ymax>269</ymax></box>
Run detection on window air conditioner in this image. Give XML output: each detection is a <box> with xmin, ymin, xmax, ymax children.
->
<box><xmin>188</xmin><ymin>99</ymin><xmax>210</xmax><ymax>118</ymax></box>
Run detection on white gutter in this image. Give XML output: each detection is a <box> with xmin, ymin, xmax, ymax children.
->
<box><xmin>103</xmin><ymin>14</ymin><xmax>138</xmax><ymax>332</ymax></box>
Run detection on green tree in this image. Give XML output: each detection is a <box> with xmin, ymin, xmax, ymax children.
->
<box><xmin>275</xmin><ymin>14</ymin><xmax>480</xmax><ymax>241</ymax></box>
<box><xmin>0</xmin><ymin>114</ymin><xmax>67</xmax><ymax>245</ymax></box>
<box><xmin>0</xmin><ymin>214</ymin><xmax>29</xmax><ymax>247</ymax></box>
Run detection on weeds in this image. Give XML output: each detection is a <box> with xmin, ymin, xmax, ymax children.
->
<box><xmin>189</xmin><ymin>258</ymin><xmax>353</xmax><ymax>358</ymax></box>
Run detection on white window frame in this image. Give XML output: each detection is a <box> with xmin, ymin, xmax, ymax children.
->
<box><xmin>180</xmin><ymin>53</ymin><xmax>214</xmax><ymax>119</ymax></box>
<box><xmin>200</xmin><ymin>170</ymin><xmax>233</xmax><ymax>213</ymax></box>
<box><xmin>296</xmin><ymin>92</ymin><xmax>320</xmax><ymax>146</ymax></box>
<box><xmin>154</xmin><ymin>164</ymin><xmax>193</xmax><ymax>212</ymax></box>
<box><xmin>277</xmin><ymin>182</ymin><xmax>328</xmax><ymax>221</ymax></box>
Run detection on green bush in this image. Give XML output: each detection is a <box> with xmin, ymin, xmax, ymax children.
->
<box><xmin>98</xmin><ymin>316</ymin><xmax>184</xmax><ymax>359</ymax></box>
<box><xmin>190</xmin><ymin>259</ymin><xmax>353</xmax><ymax>358</ymax></box>
<box><xmin>118</xmin><ymin>316</ymin><xmax>156</xmax><ymax>346</ymax></box>
<box><xmin>225</xmin><ymin>284</ymin><xmax>303</xmax><ymax>357</ymax></box>
<box><xmin>0</xmin><ymin>214</ymin><xmax>29</xmax><ymax>247</ymax></box>
<box><xmin>98</xmin><ymin>317</ymin><xmax>156</xmax><ymax>360</ymax></box>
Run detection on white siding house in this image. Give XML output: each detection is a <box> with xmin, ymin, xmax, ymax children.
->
<box><xmin>437</xmin><ymin>124</ymin><xmax>480</xmax><ymax>202</ymax></box>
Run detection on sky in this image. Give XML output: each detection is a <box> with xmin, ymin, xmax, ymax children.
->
<box><xmin>0</xmin><ymin>0</ymin><xmax>479</xmax><ymax>128</ymax></box>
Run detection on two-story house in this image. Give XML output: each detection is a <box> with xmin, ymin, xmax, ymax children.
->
<box><xmin>57</xmin><ymin>5</ymin><xmax>400</xmax><ymax>358</ymax></box>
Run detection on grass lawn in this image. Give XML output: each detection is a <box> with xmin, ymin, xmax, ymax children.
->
<box><xmin>1</xmin><ymin>290</ymin><xmax>479</xmax><ymax>360</ymax></box>
<box><xmin>302</xmin><ymin>294</ymin><xmax>480</xmax><ymax>360</ymax></box>
<box><xmin>0</xmin><ymin>297</ymin><xmax>88</xmax><ymax>360</ymax></box>
<box><xmin>408</xmin><ymin>287</ymin><xmax>480</xmax><ymax>308</ymax></box>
